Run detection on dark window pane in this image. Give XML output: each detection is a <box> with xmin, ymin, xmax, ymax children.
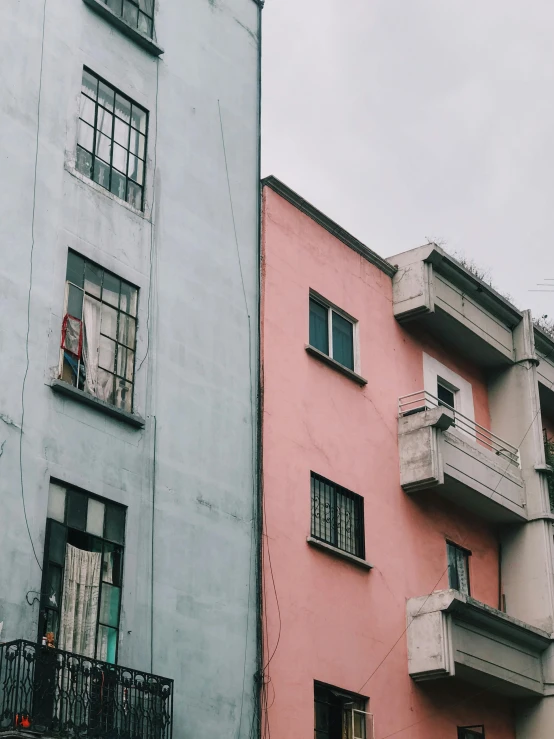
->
<box><xmin>127</xmin><ymin>181</ymin><xmax>143</xmax><ymax>210</ymax></box>
<box><xmin>115</xmin><ymin>377</ymin><xmax>133</xmax><ymax>412</ymax></box>
<box><xmin>45</xmin><ymin>609</ymin><xmax>60</xmax><ymax>640</ymax></box>
<box><xmin>46</xmin><ymin>564</ymin><xmax>62</xmax><ymax>609</ymax></box>
<box><xmin>103</xmin><ymin>272</ymin><xmax>120</xmax><ymax>308</ymax></box>
<box><xmin>67</xmin><ymin>284</ymin><xmax>84</xmax><ymax>320</ymax></box>
<box><xmin>102</xmin><ymin>543</ymin><xmax>123</xmax><ymax>586</ymax></box>
<box><xmin>332</xmin><ymin>312</ymin><xmax>354</xmax><ymax>370</ymax></box>
<box><xmin>97</xmin><ymin>625</ymin><xmax>118</xmax><ymax>664</ymax></box>
<box><xmin>99</xmin><ymin>583</ymin><xmax>121</xmax><ymax>627</ymax></box>
<box><xmin>48</xmin><ymin>521</ymin><xmax>67</xmax><ymax>566</ymax></box>
<box><xmin>98</xmin><ymin>81</ymin><xmax>115</xmax><ymax>111</ymax></box>
<box><xmin>93</xmin><ymin>158</ymin><xmax>110</xmax><ymax>189</ymax></box>
<box><xmin>120</xmin><ymin>282</ymin><xmax>137</xmax><ymax>316</ymax></box>
<box><xmin>110</xmin><ymin>168</ymin><xmax>126</xmax><ymax>200</ymax></box>
<box><xmin>67</xmin><ymin>490</ymin><xmax>88</xmax><ymax>531</ymax></box>
<box><xmin>76</xmin><ymin>146</ymin><xmax>93</xmax><ymax>179</ymax></box>
<box><xmin>84</xmin><ymin>261</ymin><xmax>102</xmax><ymax>298</ymax></box>
<box><xmin>105</xmin><ymin>504</ymin><xmax>125</xmax><ymax>544</ymax></box>
<box><xmin>82</xmin><ymin>69</ymin><xmax>98</xmax><ymax>99</ymax></box>
<box><xmin>66</xmin><ymin>252</ymin><xmax>85</xmax><ymax>288</ymax></box>
<box><xmin>122</xmin><ymin>0</ymin><xmax>138</xmax><ymax>26</ymax></box>
<box><xmin>309</xmin><ymin>298</ymin><xmax>328</xmax><ymax>354</ymax></box>
<box><xmin>437</xmin><ymin>382</ymin><xmax>455</xmax><ymax>409</ymax></box>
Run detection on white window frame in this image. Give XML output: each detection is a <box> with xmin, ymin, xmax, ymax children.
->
<box><xmin>349</xmin><ymin>708</ymin><xmax>373</xmax><ymax>739</ymax></box>
<box><xmin>309</xmin><ymin>290</ymin><xmax>360</xmax><ymax>373</ymax></box>
<box><xmin>423</xmin><ymin>353</ymin><xmax>475</xmax><ymax>439</ymax></box>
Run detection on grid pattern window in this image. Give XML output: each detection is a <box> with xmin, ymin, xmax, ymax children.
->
<box><xmin>447</xmin><ymin>541</ymin><xmax>471</xmax><ymax>596</ymax></box>
<box><xmin>314</xmin><ymin>683</ymin><xmax>369</xmax><ymax>739</ymax></box>
<box><xmin>60</xmin><ymin>250</ymin><xmax>138</xmax><ymax>413</ymax></box>
<box><xmin>77</xmin><ymin>68</ymin><xmax>148</xmax><ymax>211</ymax></box>
<box><xmin>458</xmin><ymin>727</ymin><xmax>485</xmax><ymax>739</ymax></box>
<box><xmin>99</xmin><ymin>0</ymin><xmax>154</xmax><ymax>38</ymax></box>
<box><xmin>311</xmin><ymin>473</ymin><xmax>365</xmax><ymax>559</ymax></box>
<box><xmin>309</xmin><ymin>295</ymin><xmax>355</xmax><ymax>371</ymax></box>
<box><xmin>41</xmin><ymin>482</ymin><xmax>126</xmax><ymax>664</ymax></box>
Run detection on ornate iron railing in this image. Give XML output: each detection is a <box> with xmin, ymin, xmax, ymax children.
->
<box><xmin>398</xmin><ymin>390</ymin><xmax>520</xmax><ymax>467</ymax></box>
<box><xmin>0</xmin><ymin>640</ymin><xmax>173</xmax><ymax>739</ymax></box>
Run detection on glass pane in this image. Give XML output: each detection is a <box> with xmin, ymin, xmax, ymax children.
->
<box><xmin>84</xmin><ymin>261</ymin><xmax>102</xmax><ymax>299</ymax></box>
<box><xmin>309</xmin><ymin>299</ymin><xmax>329</xmax><ymax>354</ymax></box>
<box><xmin>67</xmin><ymin>284</ymin><xmax>84</xmax><ymax>320</ymax></box>
<box><xmin>115</xmin><ymin>377</ymin><xmax>133</xmax><ymax>412</ymax></box>
<box><xmin>93</xmin><ymin>158</ymin><xmax>110</xmax><ymax>189</ymax></box>
<box><xmin>99</xmin><ymin>583</ymin><xmax>121</xmax><ymax>628</ymax></box>
<box><xmin>118</xmin><ymin>313</ymin><xmax>136</xmax><ymax>349</ymax></box>
<box><xmin>99</xmin><ymin>335</ymin><xmax>116</xmax><ymax>372</ymax></box>
<box><xmin>46</xmin><ymin>565</ymin><xmax>62</xmax><ymax>609</ymax></box>
<box><xmin>126</xmin><ymin>181</ymin><xmax>143</xmax><ymax>210</ymax></box>
<box><xmin>78</xmin><ymin>120</ymin><xmax>94</xmax><ymax>152</ymax></box>
<box><xmin>95</xmin><ymin>133</ymin><xmax>112</xmax><ymax>164</ymax></box>
<box><xmin>117</xmin><ymin>345</ymin><xmax>135</xmax><ymax>381</ymax></box>
<box><xmin>97</xmin><ymin>369</ymin><xmax>115</xmax><ymax>404</ymax></box>
<box><xmin>129</xmin><ymin>129</ymin><xmax>145</xmax><ymax>159</ymax></box>
<box><xmin>110</xmin><ymin>168</ymin><xmax>126</xmax><ymax>200</ymax></box>
<box><xmin>97</xmin><ymin>108</ymin><xmax>113</xmax><ymax>138</ymax></box>
<box><xmin>112</xmin><ymin>143</ymin><xmax>128</xmax><ymax>174</ymax></box>
<box><xmin>103</xmin><ymin>272</ymin><xmax>120</xmax><ymax>308</ymax></box>
<box><xmin>105</xmin><ymin>504</ymin><xmax>125</xmax><ymax>544</ymax></box>
<box><xmin>138</xmin><ymin>12</ymin><xmax>152</xmax><ymax>37</ymax></box>
<box><xmin>80</xmin><ymin>95</ymin><xmax>95</xmax><ymax>126</ymax></box>
<box><xmin>98</xmin><ymin>81</ymin><xmax>115</xmax><ymax>111</ymax></box>
<box><xmin>139</xmin><ymin>0</ymin><xmax>153</xmax><ymax>14</ymax></box>
<box><xmin>447</xmin><ymin>543</ymin><xmax>459</xmax><ymax>590</ymax></box>
<box><xmin>128</xmin><ymin>154</ymin><xmax>144</xmax><ymax>185</ymax></box>
<box><xmin>66</xmin><ymin>252</ymin><xmax>85</xmax><ymax>288</ymax></box>
<box><xmin>48</xmin><ymin>483</ymin><xmax>66</xmax><ymax>523</ymax></box>
<box><xmin>82</xmin><ymin>69</ymin><xmax>98</xmax><ymax>100</ymax></box>
<box><xmin>97</xmin><ymin>625</ymin><xmax>118</xmax><ymax>664</ymax></box>
<box><xmin>437</xmin><ymin>382</ymin><xmax>455</xmax><ymax>409</ymax></box>
<box><xmin>131</xmin><ymin>105</ymin><xmax>147</xmax><ymax>134</ymax></box>
<box><xmin>45</xmin><ymin>610</ymin><xmax>60</xmax><ymax>641</ymax></box>
<box><xmin>122</xmin><ymin>0</ymin><xmax>138</xmax><ymax>26</ymax></box>
<box><xmin>115</xmin><ymin>93</ymin><xmax>131</xmax><ymax>124</ymax></box>
<box><xmin>114</xmin><ymin>118</ymin><xmax>130</xmax><ymax>148</ymax></box>
<box><xmin>49</xmin><ymin>521</ymin><xmax>67</xmax><ymax>565</ymax></box>
<box><xmin>102</xmin><ymin>543</ymin><xmax>122</xmax><ymax>586</ymax></box>
<box><xmin>119</xmin><ymin>282</ymin><xmax>137</xmax><ymax>316</ymax></box>
<box><xmin>332</xmin><ymin>312</ymin><xmax>354</xmax><ymax>370</ymax></box>
<box><xmin>67</xmin><ymin>490</ymin><xmax>88</xmax><ymax>530</ymax></box>
<box><xmin>76</xmin><ymin>146</ymin><xmax>93</xmax><ymax>178</ymax></box>
<box><xmin>86</xmin><ymin>498</ymin><xmax>105</xmax><ymax>537</ymax></box>
<box><xmin>101</xmin><ymin>303</ymin><xmax>117</xmax><ymax>339</ymax></box>
<box><xmin>107</xmin><ymin>0</ymin><xmax>123</xmax><ymax>14</ymax></box>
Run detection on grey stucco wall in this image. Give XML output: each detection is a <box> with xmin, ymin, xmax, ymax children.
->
<box><xmin>0</xmin><ymin>0</ymin><xmax>260</xmax><ymax>737</ymax></box>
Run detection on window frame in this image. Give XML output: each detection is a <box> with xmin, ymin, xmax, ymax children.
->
<box><xmin>314</xmin><ymin>681</ymin><xmax>369</xmax><ymax>739</ymax></box>
<box><xmin>458</xmin><ymin>726</ymin><xmax>485</xmax><ymax>739</ymax></box>
<box><xmin>39</xmin><ymin>481</ymin><xmax>126</xmax><ymax>665</ymax></box>
<box><xmin>96</xmin><ymin>0</ymin><xmax>155</xmax><ymax>40</ymax></box>
<box><xmin>437</xmin><ymin>377</ymin><xmax>458</xmax><ymax>411</ymax></box>
<box><xmin>310</xmin><ymin>472</ymin><xmax>365</xmax><ymax>559</ymax></box>
<box><xmin>309</xmin><ymin>291</ymin><xmax>359</xmax><ymax>373</ymax></box>
<box><xmin>447</xmin><ymin>540</ymin><xmax>471</xmax><ymax>596</ymax></box>
<box><xmin>76</xmin><ymin>67</ymin><xmax>148</xmax><ymax>212</ymax></box>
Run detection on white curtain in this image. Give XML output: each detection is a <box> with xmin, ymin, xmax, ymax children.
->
<box><xmin>59</xmin><ymin>544</ymin><xmax>101</xmax><ymax>658</ymax></box>
<box><xmin>82</xmin><ymin>296</ymin><xmax>101</xmax><ymax>398</ymax></box>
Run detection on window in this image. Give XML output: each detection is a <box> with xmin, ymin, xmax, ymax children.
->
<box><xmin>437</xmin><ymin>379</ymin><xmax>456</xmax><ymax>410</ymax></box>
<box><xmin>40</xmin><ymin>482</ymin><xmax>126</xmax><ymax>664</ymax></box>
<box><xmin>60</xmin><ymin>250</ymin><xmax>138</xmax><ymax>412</ymax></box>
<box><xmin>458</xmin><ymin>727</ymin><xmax>485</xmax><ymax>739</ymax></box>
<box><xmin>98</xmin><ymin>0</ymin><xmax>154</xmax><ymax>38</ymax></box>
<box><xmin>447</xmin><ymin>541</ymin><xmax>471</xmax><ymax>596</ymax></box>
<box><xmin>76</xmin><ymin>68</ymin><xmax>148</xmax><ymax>211</ymax></box>
<box><xmin>311</xmin><ymin>473</ymin><xmax>365</xmax><ymax>559</ymax></box>
<box><xmin>309</xmin><ymin>295</ymin><xmax>355</xmax><ymax>371</ymax></box>
<box><xmin>314</xmin><ymin>683</ymin><xmax>369</xmax><ymax>739</ymax></box>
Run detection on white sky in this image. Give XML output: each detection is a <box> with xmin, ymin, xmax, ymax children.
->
<box><xmin>261</xmin><ymin>0</ymin><xmax>554</xmax><ymax>318</ymax></box>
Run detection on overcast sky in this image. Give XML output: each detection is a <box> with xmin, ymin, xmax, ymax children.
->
<box><xmin>261</xmin><ymin>0</ymin><xmax>554</xmax><ymax>318</ymax></box>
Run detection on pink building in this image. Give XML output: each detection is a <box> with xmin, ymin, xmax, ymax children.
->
<box><xmin>260</xmin><ymin>177</ymin><xmax>554</xmax><ymax>739</ymax></box>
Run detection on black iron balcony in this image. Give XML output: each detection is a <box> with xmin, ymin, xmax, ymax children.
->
<box><xmin>0</xmin><ymin>640</ymin><xmax>173</xmax><ymax>739</ymax></box>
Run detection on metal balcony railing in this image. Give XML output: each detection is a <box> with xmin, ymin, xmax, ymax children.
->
<box><xmin>0</xmin><ymin>640</ymin><xmax>173</xmax><ymax>739</ymax></box>
<box><xmin>399</xmin><ymin>390</ymin><xmax>520</xmax><ymax>467</ymax></box>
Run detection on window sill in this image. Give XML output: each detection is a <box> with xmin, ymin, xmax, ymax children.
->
<box><xmin>82</xmin><ymin>0</ymin><xmax>164</xmax><ymax>56</ymax></box>
<box><xmin>307</xmin><ymin>537</ymin><xmax>373</xmax><ymax>570</ymax></box>
<box><xmin>65</xmin><ymin>162</ymin><xmax>150</xmax><ymax>220</ymax></box>
<box><xmin>51</xmin><ymin>380</ymin><xmax>145</xmax><ymax>428</ymax></box>
<box><xmin>305</xmin><ymin>345</ymin><xmax>368</xmax><ymax>386</ymax></box>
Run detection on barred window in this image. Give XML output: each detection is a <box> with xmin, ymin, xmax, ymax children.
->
<box><xmin>60</xmin><ymin>250</ymin><xmax>138</xmax><ymax>413</ymax></box>
<box><xmin>311</xmin><ymin>473</ymin><xmax>365</xmax><ymax>558</ymax></box>
<box><xmin>99</xmin><ymin>0</ymin><xmax>155</xmax><ymax>38</ymax></box>
<box><xmin>76</xmin><ymin>68</ymin><xmax>148</xmax><ymax>211</ymax></box>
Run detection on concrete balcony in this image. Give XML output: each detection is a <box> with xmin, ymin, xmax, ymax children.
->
<box><xmin>398</xmin><ymin>392</ymin><xmax>526</xmax><ymax>522</ymax></box>
<box><xmin>388</xmin><ymin>244</ymin><xmax>522</xmax><ymax>368</ymax></box>
<box><xmin>407</xmin><ymin>590</ymin><xmax>551</xmax><ymax>697</ymax></box>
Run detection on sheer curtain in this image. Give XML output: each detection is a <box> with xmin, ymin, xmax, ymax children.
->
<box><xmin>59</xmin><ymin>544</ymin><xmax>101</xmax><ymax>658</ymax></box>
<box><xmin>82</xmin><ymin>296</ymin><xmax>101</xmax><ymax>398</ymax></box>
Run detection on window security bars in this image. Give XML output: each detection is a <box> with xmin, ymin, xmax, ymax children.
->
<box><xmin>311</xmin><ymin>473</ymin><xmax>365</xmax><ymax>559</ymax></box>
<box><xmin>309</xmin><ymin>296</ymin><xmax>355</xmax><ymax>371</ymax></box>
<box><xmin>99</xmin><ymin>0</ymin><xmax>155</xmax><ymax>38</ymax></box>
<box><xmin>0</xmin><ymin>640</ymin><xmax>173</xmax><ymax>739</ymax></box>
<box><xmin>77</xmin><ymin>68</ymin><xmax>148</xmax><ymax>211</ymax></box>
<box><xmin>447</xmin><ymin>541</ymin><xmax>470</xmax><ymax>596</ymax></box>
<box><xmin>60</xmin><ymin>251</ymin><xmax>138</xmax><ymax>413</ymax></box>
<box><xmin>398</xmin><ymin>390</ymin><xmax>520</xmax><ymax>467</ymax></box>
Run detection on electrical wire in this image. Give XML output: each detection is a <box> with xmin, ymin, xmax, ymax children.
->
<box><xmin>19</xmin><ymin>0</ymin><xmax>49</xmax><ymax>573</ymax></box>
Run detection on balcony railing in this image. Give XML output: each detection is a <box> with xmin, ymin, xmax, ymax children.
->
<box><xmin>399</xmin><ymin>390</ymin><xmax>520</xmax><ymax>467</ymax></box>
<box><xmin>0</xmin><ymin>640</ymin><xmax>173</xmax><ymax>739</ymax></box>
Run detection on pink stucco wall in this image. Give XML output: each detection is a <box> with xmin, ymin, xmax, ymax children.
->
<box><xmin>261</xmin><ymin>185</ymin><xmax>514</xmax><ymax>739</ymax></box>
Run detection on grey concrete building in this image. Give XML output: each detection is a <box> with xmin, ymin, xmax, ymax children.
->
<box><xmin>0</xmin><ymin>0</ymin><xmax>261</xmax><ymax>738</ymax></box>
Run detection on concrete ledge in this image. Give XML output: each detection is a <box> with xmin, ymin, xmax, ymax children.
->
<box><xmin>305</xmin><ymin>345</ymin><xmax>368</xmax><ymax>386</ymax></box>
<box><xmin>82</xmin><ymin>0</ymin><xmax>164</xmax><ymax>56</ymax></box>
<box><xmin>307</xmin><ymin>536</ymin><xmax>373</xmax><ymax>570</ymax></box>
<box><xmin>51</xmin><ymin>380</ymin><xmax>145</xmax><ymax>429</ymax></box>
